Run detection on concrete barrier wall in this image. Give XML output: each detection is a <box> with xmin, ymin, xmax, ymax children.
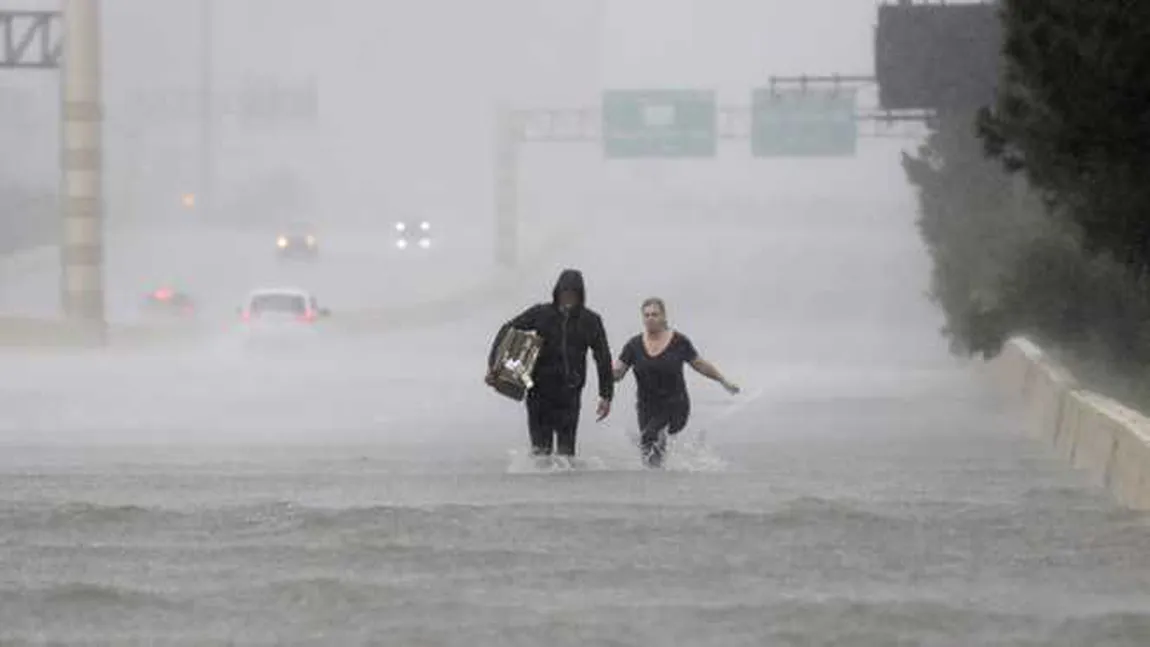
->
<box><xmin>0</xmin><ymin>317</ymin><xmax>209</xmax><ymax>351</ymax></box>
<box><xmin>0</xmin><ymin>317</ymin><xmax>93</xmax><ymax>348</ymax></box>
<box><xmin>993</xmin><ymin>337</ymin><xmax>1150</xmax><ymax>510</ymax></box>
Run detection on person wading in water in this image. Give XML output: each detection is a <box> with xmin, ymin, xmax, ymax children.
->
<box><xmin>487</xmin><ymin>269</ymin><xmax>614</xmax><ymax>460</ymax></box>
<box><xmin>613</xmin><ymin>297</ymin><xmax>739</xmax><ymax>468</ymax></box>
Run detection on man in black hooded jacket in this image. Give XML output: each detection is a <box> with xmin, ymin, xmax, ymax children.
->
<box><xmin>486</xmin><ymin>269</ymin><xmax>614</xmax><ymax>457</ymax></box>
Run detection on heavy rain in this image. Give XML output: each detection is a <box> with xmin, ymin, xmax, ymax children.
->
<box><xmin>0</xmin><ymin>1</ymin><xmax>1148</xmax><ymax>644</ymax></box>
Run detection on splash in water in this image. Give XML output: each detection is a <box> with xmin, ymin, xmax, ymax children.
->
<box><xmin>505</xmin><ymin>450</ymin><xmax>612</xmax><ymax>474</ymax></box>
<box><xmin>505</xmin><ymin>427</ymin><xmax>731</xmax><ymax>474</ymax></box>
<box><xmin>661</xmin><ymin>429</ymin><xmax>730</xmax><ymax>472</ymax></box>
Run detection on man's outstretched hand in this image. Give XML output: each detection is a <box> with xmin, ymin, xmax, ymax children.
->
<box><xmin>596</xmin><ymin>398</ymin><xmax>612</xmax><ymax>421</ymax></box>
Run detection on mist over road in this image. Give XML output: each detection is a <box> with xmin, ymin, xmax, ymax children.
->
<box><xmin>2</xmin><ymin>145</ymin><xmax>1148</xmax><ymax>645</ymax></box>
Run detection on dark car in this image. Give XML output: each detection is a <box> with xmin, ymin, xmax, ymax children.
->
<box><xmin>142</xmin><ymin>287</ymin><xmax>196</xmax><ymax>318</ymax></box>
<box><xmin>275</xmin><ymin>227</ymin><xmax>319</xmax><ymax>259</ymax></box>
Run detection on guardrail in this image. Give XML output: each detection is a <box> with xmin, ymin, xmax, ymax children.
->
<box><xmin>991</xmin><ymin>337</ymin><xmax>1150</xmax><ymax>510</ymax></box>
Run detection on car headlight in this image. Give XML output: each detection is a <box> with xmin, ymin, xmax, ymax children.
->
<box><xmin>395</xmin><ymin>222</ymin><xmax>406</xmax><ymax>233</ymax></box>
<box><xmin>418</xmin><ymin>238</ymin><xmax>431</xmax><ymax>249</ymax></box>
<box><xmin>276</xmin><ymin>236</ymin><xmax>288</xmax><ymax>248</ymax></box>
<box><xmin>305</xmin><ymin>235</ymin><xmax>316</xmax><ymax>246</ymax></box>
<box><xmin>420</xmin><ymin>221</ymin><xmax>430</xmax><ymax>231</ymax></box>
<box><xmin>396</xmin><ymin>238</ymin><xmax>408</xmax><ymax>249</ymax></box>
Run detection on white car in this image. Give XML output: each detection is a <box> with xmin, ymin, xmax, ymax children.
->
<box><xmin>239</xmin><ymin>288</ymin><xmax>330</xmax><ymax>329</ymax></box>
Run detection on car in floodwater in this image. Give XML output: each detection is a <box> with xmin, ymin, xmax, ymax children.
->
<box><xmin>394</xmin><ymin>220</ymin><xmax>432</xmax><ymax>251</ymax></box>
<box><xmin>275</xmin><ymin>224</ymin><xmax>319</xmax><ymax>260</ymax></box>
<box><xmin>141</xmin><ymin>286</ymin><xmax>196</xmax><ymax>319</ymax></box>
<box><xmin>239</xmin><ymin>288</ymin><xmax>330</xmax><ymax>332</ymax></box>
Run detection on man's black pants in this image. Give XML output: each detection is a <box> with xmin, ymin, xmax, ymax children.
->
<box><xmin>526</xmin><ymin>388</ymin><xmax>581</xmax><ymax>456</ymax></box>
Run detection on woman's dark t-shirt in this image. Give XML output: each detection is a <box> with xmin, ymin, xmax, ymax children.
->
<box><xmin>619</xmin><ymin>332</ymin><xmax>699</xmax><ymax>405</ymax></box>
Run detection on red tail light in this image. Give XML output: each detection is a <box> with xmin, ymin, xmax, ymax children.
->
<box><xmin>298</xmin><ymin>310</ymin><xmax>316</xmax><ymax>323</ymax></box>
<box><xmin>241</xmin><ymin>310</ymin><xmax>251</xmax><ymax>322</ymax></box>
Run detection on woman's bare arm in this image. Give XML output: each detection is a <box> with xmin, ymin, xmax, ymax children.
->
<box><xmin>689</xmin><ymin>358</ymin><xmax>739</xmax><ymax>394</ymax></box>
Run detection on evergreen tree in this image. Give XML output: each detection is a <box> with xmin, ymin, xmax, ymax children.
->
<box><xmin>979</xmin><ymin>1</ymin><xmax>1150</xmax><ymax>273</ymax></box>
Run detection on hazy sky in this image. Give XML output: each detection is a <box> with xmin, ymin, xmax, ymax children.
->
<box><xmin>1</xmin><ymin>0</ymin><xmax>894</xmax><ymax>221</ymax></box>
<box><xmin>3</xmin><ymin>0</ymin><xmax>887</xmax><ymax>123</ymax></box>
<box><xmin>603</xmin><ymin>0</ymin><xmax>879</xmax><ymax>88</ymax></box>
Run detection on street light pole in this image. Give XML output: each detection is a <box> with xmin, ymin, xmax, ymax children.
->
<box><xmin>60</xmin><ymin>0</ymin><xmax>105</xmax><ymax>338</ymax></box>
<box><xmin>494</xmin><ymin>105</ymin><xmax>519</xmax><ymax>270</ymax></box>
<box><xmin>200</xmin><ymin>0</ymin><xmax>214</xmax><ymax>220</ymax></box>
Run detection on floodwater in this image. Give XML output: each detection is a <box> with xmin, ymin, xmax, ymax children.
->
<box><xmin>2</xmin><ymin>172</ymin><xmax>1149</xmax><ymax>645</ymax></box>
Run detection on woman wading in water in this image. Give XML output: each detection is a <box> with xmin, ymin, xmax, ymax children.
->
<box><xmin>613</xmin><ymin>297</ymin><xmax>740</xmax><ymax>468</ymax></box>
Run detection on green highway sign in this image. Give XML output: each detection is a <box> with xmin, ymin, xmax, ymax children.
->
<box><xmin>602</xmin><ymin>90</ymin><xmax>717</xmax><ymax>158</ymax></box>
<box><xmin>752</xmin><ymin>88</ymin><xmax>858</xmax><ymax>157</ymax></box>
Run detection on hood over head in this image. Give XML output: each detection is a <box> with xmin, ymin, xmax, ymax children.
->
<box><xmin>551</xmin><ymin>268</ymin><xmax>586</xmax><ymax>309</ymax></box>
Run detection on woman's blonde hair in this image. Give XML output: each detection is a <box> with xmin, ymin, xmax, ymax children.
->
<box><xmin>641</xmin><ymin>297</ymin><xmax>666</xmax><ymax>315</ymax></box>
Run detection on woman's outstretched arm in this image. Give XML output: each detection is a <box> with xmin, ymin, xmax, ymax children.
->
<box><xmin>689</xmin><ymin>358</ymin><xmax>739</xmax><ymax>394</ymax></box>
